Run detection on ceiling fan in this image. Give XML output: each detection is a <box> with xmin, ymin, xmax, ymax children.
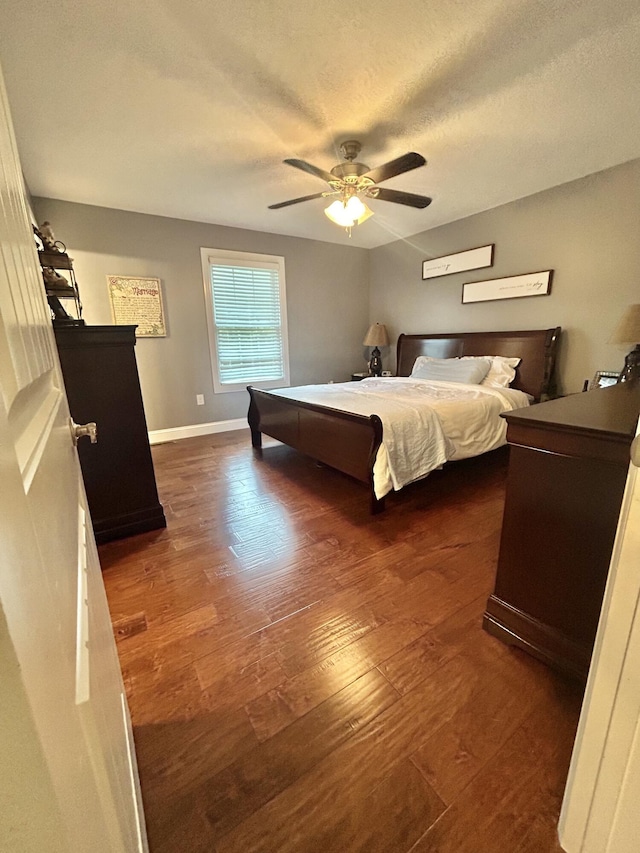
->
<box><xmin>268</xmin><ymin>140</ymin><xmax>432</xmax><ymax>234</ymax></box>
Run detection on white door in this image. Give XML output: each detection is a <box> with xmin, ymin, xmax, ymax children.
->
<box><xmin>0</xmin><ymin>65</ymin><xmax>147</xmax><ymax>851</ymax></box>
<box><xmin>559</xmin><ymin>420</ymin><xmax>640</xmax><ymax>851</ymax></box>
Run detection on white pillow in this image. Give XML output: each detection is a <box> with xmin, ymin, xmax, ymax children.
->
<box><xmin>466</xmin><ymin>355</ymin><xmax>521</xmax><ymax>388</ymax></box>
<box><xmin>411</xmin><ymin>356</ymin><xmax>491</xmax><ymax>385</ymax></box>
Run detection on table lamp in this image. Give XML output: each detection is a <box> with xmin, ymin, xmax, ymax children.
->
<box><xmin>609</xmin><ymin>304</ymin><xmax>640</xmax><ymax>383</ymax></box>
<box><xmin>363</xmin><ymin>323</ymin><xmax>390</xmax><ymax>376</ymax></box>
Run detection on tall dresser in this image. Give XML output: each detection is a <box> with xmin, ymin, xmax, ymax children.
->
<box><xmin>54</xmin><ymin>324</ymin><xmax>166</xmax><ymax>544</ymax></box>
<box><xmin>484</xmin><ymin>381</ymin><xmax>640</xmax><ymax>681</ymax></box>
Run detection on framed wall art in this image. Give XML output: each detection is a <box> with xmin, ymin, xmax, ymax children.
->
<box><xmin>107</xmin><ymin>275</ymin><xmax>166</xmax><ymax>337</ymax></box>
<box><xmin>422</xmin><ymin>244</ymin><xmax>494</xmax><ymax>280</ymax></box>
<box><xmin>462</xmin><ymin>270</ymin><xmax>553</xmax><ymax>304</ymax></box>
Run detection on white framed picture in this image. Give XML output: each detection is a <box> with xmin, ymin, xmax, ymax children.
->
<box><xmin>462</xmin><ymin>270</ymin><xmax>553</xmax><ymax>304</ymax></box>
<box><xmin>107</xmin><ymin>276</ymin><xmax>166</xmax><ymax>337</ymax></box>
<box><xmin>422</xmin><ymin>244</ymin><xmax>494</xmax><ymax>280</ymax></box>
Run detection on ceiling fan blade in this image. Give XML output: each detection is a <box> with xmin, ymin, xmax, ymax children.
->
<box><xmin>372</xmin><ymin>187</ymin><xmax>432</xmax><ymax>208</ymax></box>
<box><xmin>363</xmin><ymin>152</ymin><xmax>426</xmax><ymax>185</ymax></box>
<box><xmin>268</xmin><ymin>192</ymin><xmax>326</xmax><ymax>210</ymax></box>
<box><xmin>283</xmin><ymin>158</ymin><xmax>337</xmax><ymax>184</ymax></box>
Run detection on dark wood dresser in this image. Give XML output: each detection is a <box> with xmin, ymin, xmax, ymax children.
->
<box><xmin>54</xmin><ymin>325</ymin><xmax>166</xmax><ymax>544</ymax></box>
<box><xmin>484</xmin><ymin>381</ymin><xmax>640</xmax><ymax>681</ymax></box>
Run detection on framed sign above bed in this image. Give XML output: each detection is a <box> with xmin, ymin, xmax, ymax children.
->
<box><xmin>462</xmin><ymin>270</ymin><xmax>553</xmax><ymax>304</ymax></box>
<box><xmin>422</xmin><ymin>244</ymin><xmax>494</xmax><ymax>280</ymax></box>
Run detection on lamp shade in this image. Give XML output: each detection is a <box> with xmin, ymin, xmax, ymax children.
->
<box><xmin>363</xmin><ymin>323</ymin><xmax>390</xmax><ymax>347</ymax></box>
<box><xmin>609</xmin><ymin>304</ymin><xmax>640</xmax><ymax>344</ymax></box>
<box><xmin>324</xmin><ymin>197</ymin><xmax>374</xmax><ymax>228</ymax></box>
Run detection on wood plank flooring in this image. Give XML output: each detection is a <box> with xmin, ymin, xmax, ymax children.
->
<box><xmin>100</xmin><ymin>430</ymin><xmax>583</xmax><ymax>853</ymax></box>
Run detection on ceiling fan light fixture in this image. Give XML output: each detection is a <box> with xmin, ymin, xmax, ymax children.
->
<box><xmin>324</xmin><ymin>196</ymin><xmax>373</xmax><ymax>229</ymax></box>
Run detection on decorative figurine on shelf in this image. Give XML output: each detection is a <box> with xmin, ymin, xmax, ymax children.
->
<box><xmin>33</xmin><ymin>221</ymin><xmax>66</xmax><ymax>253</ymax></box>
<box><xmin>39</xmin><ymin>221</ymin><xmax>55</xmax><ymax>247</ymax></box>
<box><xmin>42</xmin><ymin>266</ymin><xmax>74</xmax><ymax>293</ymax></box>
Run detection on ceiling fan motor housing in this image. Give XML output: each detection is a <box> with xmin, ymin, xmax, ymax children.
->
<box><xmin>339</xmin><ymin>140</ymin><xmax>362</xmax><ymax>161</ymax></box>
<box><xmin>331</xmin><ymin>139</ymin><xmax>370</xmax><ymax>183</ymax></box>
<box><xmin>330</xmin><ymin>162</ymin><xmax>371</xmax><ymax>179</ymax></box>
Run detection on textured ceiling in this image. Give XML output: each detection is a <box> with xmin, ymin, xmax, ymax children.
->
<box><xmin>2</xmin><ymin>0</ymin><xmax>640</xmax><ymax>248</ymax></box>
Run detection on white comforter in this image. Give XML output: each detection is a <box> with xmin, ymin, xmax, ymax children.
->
<box><xmin>270</xmin><ymin>377</ymin><xmax>530</xmax><ymax>498</ymax></box>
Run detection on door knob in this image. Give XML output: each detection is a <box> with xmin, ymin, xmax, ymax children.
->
<box><xmin>70</xmin><ymin>419</ymin><xmax>98</xmax><ymax>446</ymax></box>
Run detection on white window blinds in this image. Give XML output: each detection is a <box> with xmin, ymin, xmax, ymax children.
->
<box><xmin>202</xmin><ymin>249</ymin><xmax>289</xmax><ymax>393</ymax></box>
<box><xmin>211</xmin><ymin>261</ymin><xmax>284</xmax><ymax>384</ymax></box>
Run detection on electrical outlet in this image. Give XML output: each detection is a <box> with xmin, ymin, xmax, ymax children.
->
<box><xmin>196</xmin><ymin>394</ymin><xmax>205</xmax><ymax>406</ymax></box>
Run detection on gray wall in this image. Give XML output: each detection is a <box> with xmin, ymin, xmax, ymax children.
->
<box><xmin>34</xmin><ymin>199</ymin><xmax>370</xmax><ymax>431</ymax></box>
<box><xmin>36</xmin><ymin>158</ymin><xmax>640</xmax><ymax>431</ymax></box>
<box><xmin>369</xmin><ymin>158</ymin><xmax>640</xmax><ymax>394</ymax></box>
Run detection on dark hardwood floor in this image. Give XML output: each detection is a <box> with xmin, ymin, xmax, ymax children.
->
<box><xmin>100</xmin><ymin>430</ymin><xmax>583</xmax><ymax>853</ymax></box>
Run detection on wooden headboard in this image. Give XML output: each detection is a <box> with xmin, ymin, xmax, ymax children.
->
<box><xmin>396</xmin><ymin>327</ymin><xmax>561</xmax><ymax>401</ymax></box>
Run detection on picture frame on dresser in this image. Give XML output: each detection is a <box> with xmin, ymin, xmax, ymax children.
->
<box><xmin>589</xmin><ymin>370</ymin><xmax>619</xmax><ymax>390</ymax></box>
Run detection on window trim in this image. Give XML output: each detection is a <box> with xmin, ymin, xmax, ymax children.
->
<box><xmin>200</xmin><ymin>247</ymin><xmax>290</xmax><ymax>394</ymax></box>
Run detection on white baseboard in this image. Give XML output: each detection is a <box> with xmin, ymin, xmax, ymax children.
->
<box><xmin>148</xmin><ymin>417</ymin><xmax>248</xmax><ymax>445</ymax></box>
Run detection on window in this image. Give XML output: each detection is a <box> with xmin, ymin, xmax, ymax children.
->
<box><xmin>201</xmin><ymin>248</ymin><xmax>290</xmax><ymax>393</ymax></box>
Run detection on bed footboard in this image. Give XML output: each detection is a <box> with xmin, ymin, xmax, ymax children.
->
<box><xmin>247</xmin><ymin>387</ymin><xmax>385</xmax><ymax>513</ymax></box>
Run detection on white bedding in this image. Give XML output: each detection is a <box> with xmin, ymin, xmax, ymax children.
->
<box><xmin>270</xmin><ymin>377</ymin><xmax>531</xmax><ymax>499</ymax></box>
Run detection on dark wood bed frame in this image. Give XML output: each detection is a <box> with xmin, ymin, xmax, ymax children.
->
<box><xmin>248</xmin><ymin>327</ymin><xmax>561</xmax><ymax>514</ymax></box>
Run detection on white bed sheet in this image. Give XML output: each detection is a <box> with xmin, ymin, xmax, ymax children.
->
<box><xmin>270</xmin><ymin>377</ymin><xmax>531</xmax><ymax>498</ymax></box>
